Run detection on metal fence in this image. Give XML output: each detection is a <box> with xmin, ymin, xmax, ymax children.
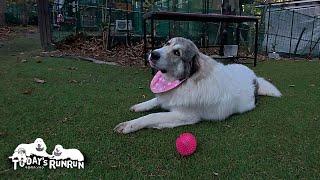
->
<box><xmin>261</xmin><ymin>6</ymin><xmax>320</xmax><ymax>58</ymax></box>
<box><xmin>3</xmin><ymin>0</ymin><xmax>261</xmax><ymax>60</ymax></box>
<box><xmin>51</xmin><ymin>0</ymin><xmax>143</xmax><ymax>43</ymax></box>
<box><xmin>5</xmin><ymin>3</ymin><xmax>38</xmax><ymax>25</ymax></box>
<box><xmin>49</xmin><ymin>0</ymin><xmax>259</xmax><ymax>55</ymax></box>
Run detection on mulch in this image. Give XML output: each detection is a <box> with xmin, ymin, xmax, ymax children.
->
<box><xmin>0</xmin><ymin>27</ymin><xmax>13</xmax><ymax>41</ymax></box>
<box><xmin>54</xmin><ymin>34</ymin><xmax>146</xmax><ymax>67</ymax></box>
<box><xmin>45</xmin><ymin>33</ymin><xmax>269</xmax><ymax>67</ymax></box>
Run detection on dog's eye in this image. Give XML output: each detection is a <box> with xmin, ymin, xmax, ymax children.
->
<box><xmin>173</xmin><ymin>50</ymin><xmax>180</xmax><ymax>56</ymax></box>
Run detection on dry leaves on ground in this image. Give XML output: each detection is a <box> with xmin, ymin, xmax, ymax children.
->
<box><xmin>0</xmin><ymin>27</ymin><xmax>12</xmax><ymax>41</ymax></box>
<box><xmin>34</xmin><ymin>78</ymin><xmax>46</xmax><ymax>84</ymax></box>
<box><xmin>54</xmin><ymin>34</ymin><xmax>145</xmax><ymax>67</ymax></box>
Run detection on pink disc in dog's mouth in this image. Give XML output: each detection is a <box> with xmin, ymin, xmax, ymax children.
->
<box><xmin>150</xmin><ymin>71</ymin><xmax>185</xmax><ymax>93</ymax></box>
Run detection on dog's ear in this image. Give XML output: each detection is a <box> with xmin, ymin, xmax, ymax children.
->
<box><xmin>189</xmin><ymin>54</ymin><xmax>200</xmax><ymax>77</ymax></box>
<box><xmin>181</xmin><ymin>53</ymin><xmax>200</xmax><ymax>80</ymax></box>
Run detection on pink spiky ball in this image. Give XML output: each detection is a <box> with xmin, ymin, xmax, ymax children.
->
<box><xmin>175</xmin><ymin>133</ymin><xmax>197</xmax><ymax>156</ymax></box>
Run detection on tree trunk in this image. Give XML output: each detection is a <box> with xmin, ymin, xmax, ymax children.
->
<box><xmin>0</xmin><ymin>0</ymin><xmax>6</xmax><ymax>26</ymax></box>
<box><xmin>37</xmin><ymin>0</ymin><xmax>52</xmax><ymax>50</ymax></box>
<box><xmin>21</xmin><ymin>5</ymin><xmax>29</xmax><ymax>26</ymax></box>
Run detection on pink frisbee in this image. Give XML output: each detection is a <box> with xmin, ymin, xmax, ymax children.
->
<box><xmin>150</xmin><ymin>71</ymin><xmax>185</xmax><ymax>93</ymax></box>
<box><xmin>176</xmin><ymin>133</ymin><xmax>197</xmax><ymax>156</ymax></box>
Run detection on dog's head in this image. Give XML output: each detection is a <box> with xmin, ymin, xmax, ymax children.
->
<box><xmin>149</xmin><ymin>37</ymin><xmax>200</xmax><ymax>80</ymax></box>
<box><xmin>34</xmin><ymin>138</ymin><xmax>46</xmax><ymax>152</ymax></box>
<box><xmin>53</xmin><ymin>144</ymin><xmax>63</xmax><ymax>156</ymax></box>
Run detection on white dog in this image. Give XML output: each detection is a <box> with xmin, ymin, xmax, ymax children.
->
<box><xmin>9</xmin><ymin>147</ymin><xmax>27</xmax><ymax>163</ymax></box>
<box><xmin>51</xmin><ymin>145</ymin><xmax>84</xmax><ymax>161</ymax></box>
<box><xmin>114</xmin><ymin>37</ymin><xmax>281</xmax><ymax>134</ymax></box>
<box><xmin>9</xmin><ymin>138</ymin><xmax>51</xmax><ymax>160</ymax></box>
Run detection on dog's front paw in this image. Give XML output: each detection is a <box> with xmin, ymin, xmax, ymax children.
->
<box><xmin>114</xmin><ymin>121</ymin><xmax>138</xmax><ymax>134</ymax></box>
<box><xmin>129</xmin><ymin>105</ymin><xmax>137</xmax><ymax>112</ymax></box>
<box><xmin>130</xmin><ymin>104</ymin><xmax>144</xmax><ymax>112</ymax></box>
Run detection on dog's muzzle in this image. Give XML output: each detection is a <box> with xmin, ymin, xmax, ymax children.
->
<box><xmin>148</xmin><ymin>51</ymin><xmax>167</xmax><ymax>73</ymax></box>
<box><xmin>150</xmin><ymin>51</ymin><xmax>160</xmax><ymax>63</ymax></box>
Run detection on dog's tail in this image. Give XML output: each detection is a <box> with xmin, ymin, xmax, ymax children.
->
<box><xmin>257</xmin><ymin>77</ymin><xmax>282</xmax><ymax>97</ymax></box>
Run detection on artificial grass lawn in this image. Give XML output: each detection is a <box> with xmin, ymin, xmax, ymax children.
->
<box><xmin>0</xmin><ymin>34</ymin><xmax>319</xmax><ymax>179</ymax></box>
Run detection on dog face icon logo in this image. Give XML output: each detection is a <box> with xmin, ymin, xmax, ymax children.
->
<box><xmin>35</xmin><ymin>138</ymin><xmax>45</xmax><ymax>152</ymax></box>
<box><xmin>11</xmin><ymin>148</ymin><xmax>27</xmax><ymax>163</ymax></box>
<box><xmin>17</xmin><ymin>148</ymin><xmax>26</xmax><ymax>156</ymax></box>
<box><xmin>53</xmin><ymin>145</ymin><xmax>62</xmax><ymax>156</ymax></box>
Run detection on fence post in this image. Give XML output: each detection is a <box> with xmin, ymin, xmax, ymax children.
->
<box><xmin>265</xmin><ymin>4</ymin><xmax>271</xmax><ymax>54</ymax></box>
<box><xmin>37</xmin><ymin>0</ymin><xmax>52</xmax><ymax>51</ymax></box>
<box><xmin>254</xmin><ymin>20</ymin><xmax>258</xmax><ymax>67</ymax></box>
<box><xmin>168</xmin><ymin>0</ymin><xmax>172</xmax><ymax>38</ymax></box>
<box><xmin>143</xmin><ymin>18</ymin><xmax>147</xmax><ymax>65</ymax></box>
<box><xmin>140</xmin><ymin>0</ymin><xmax>144</xmax><ymax>41</ymax></box>
<box><xmin>0</xmin><ymin>0</ymin><xmax>6</xmax><ymax>26</ymax></box>
<box><xmin>126</xmin><ymin>0</ymin><xmax>130</xmax><ymax>46</ymax></box>
<box><xmin>289</xmin><ymin>11</ymin><xmax>294</xmax><ymax>57</ymax></box>
<box><xmin>151</xmin><ymin>18</ymin><xmax>154</xmax><ymax>50</ymax></box>
<box><xmin>309</xmin><ymin>16</ymin><xmax>316</xmax><ymax>57</ymax></box>
<box><xmin>107</xmin><ymin>1</ymin><xmax>111</xmax><ymax>49</ymax></box>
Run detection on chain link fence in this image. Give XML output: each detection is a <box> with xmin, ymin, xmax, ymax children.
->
<box><xmin>261</xmin><ymin>6</ymin><xmax>320</xmax><ymax>58</ymax></box>
<box><xmin>50</xmin><ymin>0</ymin><xmax>257</xmax><ymax>51</ymax></box>
<box><xmin>5</xmin><ymin>3</ymin><xmax>38</xmax><ymax>25</ymax></box>
<box><xmin>4</xmin><ymin>0</ymin><xmax>269</xmax><ymax>59</ymax></box>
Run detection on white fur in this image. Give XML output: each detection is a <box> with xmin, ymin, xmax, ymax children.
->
<box><xmin>9</xmin><ymin>138</ymin><xmax>51</xmax><ymax>160</ymax></box>
<box><xmin>9</xmin><ymin>149</ymin><xmax>28</xmax><ymax>163</ymax></box>
<box><xmin>257</xmin><ymin>77</ymin><xmax>282</xmax><ymax>97</ymax></box>
<box><xmin>114</xmin><ymin>53</ymin><xmax>281</xmax><ymax>134</ymax></box>
<box><xmin>51</xmin><ymin>145</ymin><xmax>84</xmax><ymax>161</ymax></box>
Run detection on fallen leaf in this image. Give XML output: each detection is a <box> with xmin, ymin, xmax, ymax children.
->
<box><xmin>69</xmin><ymin>80</ymin><xmax>78</xmax><ymax>83</ymax></box>
<box><xmin>21</xmin><ymin>59</ymin><xmax>27</xmax><ymax>63</ymax></box>
<box><xmin>289</xmin><ymin>85</ymin><xmax>295</xmax><ymax>87</ymax></box>
<box><xmin>22</xmin><ymin>89</ymin><xmax>33</xmax><ymax>95</ymax></box>
<box><xmin>142</xmin><ymin>94</ymin><xmax>146</xmax><ymax>98</ymax></box>
<box><xmin>34</xmin><ymin>78</ymin><xmax>46</xmax><ymax>84</ymax></box>
<box><xmin>0</xmin><ymin>131</ymin><xmax>8</xmax><ymax>137</ymax></box>
<box><xmin>68</xmin><ymin>67</ymin><xmax>78</xmax><ymax>70</ymax></box>
<box><xmin>213</xmin><ymin>171</ymin><xmax>219</xmax><ymax>176</ymax></box>
<box><xmin>310</xmin><ymin>84</ymin><xmax>315</xmax><ymax>87</ymax></box>
<box><xmin>62</xmin><ymin>117</ymin><xmax>68</xmax><ymax>123</ymax></box>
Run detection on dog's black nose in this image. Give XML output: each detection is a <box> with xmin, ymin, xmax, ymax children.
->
<box><xmin>150</xmin><ymin>51</ymin><xmax>160</xmax><ymax>61</ymax></box>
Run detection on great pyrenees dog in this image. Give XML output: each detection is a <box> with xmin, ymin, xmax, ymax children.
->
<box><xmin>9</xmin><ymin>138</ymin><xmax>51</xmax><ymax>160</ymax></box>
<box><xmin>114</xmin><ymin>37</ymin><xmax>281</xmax><ymax>134</ymax></box>
<box><xmin>51</xmin><ymin>144</ymin><xmax>84</xmax><ymax>161</ymax></box>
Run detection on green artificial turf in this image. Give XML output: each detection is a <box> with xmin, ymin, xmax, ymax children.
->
<box><xmin>0</xmin><ymin>31</ymin><xmax>319</xmax><ymax>179</ymax></box>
